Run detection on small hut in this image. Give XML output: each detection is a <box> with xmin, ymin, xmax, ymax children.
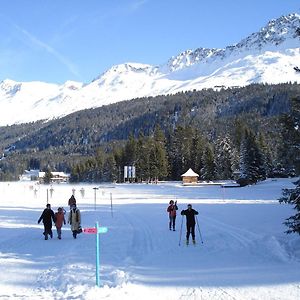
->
<box><xmin>181</xmin><ymin>168</ymin><xmax>199</xmax><ymax>184</ymax></box>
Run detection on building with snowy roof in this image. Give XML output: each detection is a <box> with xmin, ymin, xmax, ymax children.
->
<box><xmin>181</xmin><ymin>168</ymin><xmax>199</xmax><ymax>184</ymax></box>
<box><xmin>19</xmin><ymin>169</ymin><xmax>40</xmax><ymax>181</ymax></box>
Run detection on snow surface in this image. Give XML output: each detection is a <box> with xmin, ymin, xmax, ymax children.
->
<box><xmin>0</xmin><ymin>178</ymin><xmax>299</xmax><ymax>299</ymax></box>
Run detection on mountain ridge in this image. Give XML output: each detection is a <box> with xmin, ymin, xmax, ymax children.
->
<box><xmin>0</xmin><ymin>13</ymin><xmax>299</xmax><ymax>126</ymax></box>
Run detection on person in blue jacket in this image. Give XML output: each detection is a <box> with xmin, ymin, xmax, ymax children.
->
<box><xmin>181</xmin><ymin>204</ymin><xmax>198</xmax><ymax>244</ymax></box>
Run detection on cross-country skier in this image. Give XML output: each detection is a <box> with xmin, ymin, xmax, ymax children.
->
<box><xmin>167</xmin><ymin>200</ymin><xmax>178</xmax><ymax>231</ymax></box>
<box><xmin>38</xmin><ymin>203</ymin><xmax>55</xmax><ymax>240</ymax></box>
<box><xmin>181</xmin><ymin>204</ymin><xmax>198</xmax><ymax>245</ymax></box>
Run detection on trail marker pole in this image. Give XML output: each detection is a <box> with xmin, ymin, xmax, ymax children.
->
<box><xmin>95</xmin><ymin>222</ymin><xmax>100</xmax><ymax>286</ymax></box>
<box><xmin>84</xmin><ymin>222</ymin><xmax>108</xmax><ymax>287</ymax></box>
<box><xmin>93</xmin><ymin>187</ymin><xmax>99</xmax><ymax>210</ymax></box>
<box><xmin>110</xmin><ymin>193</ymin><xmax>113</xmax><ymax>217</ymax></box>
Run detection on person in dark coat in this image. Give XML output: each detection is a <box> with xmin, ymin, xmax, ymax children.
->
<box><xmin>68</xmin><ymin>195</ymin><xmax>76</xmax><ymax>210</ymax></box>
<box><xmin>167</xmin><ymin>200</ymin><xmax>178</xmax><ymax>231</ymax></box>
<box><xmin>38</xmin><ymin>203</ymin><xmax>56</xmax><ymax>240</ymax></box>
<box><xmin>181</xmin><ymin>204</ymin><xmax>199</xmax><ymax>245</ymax></box>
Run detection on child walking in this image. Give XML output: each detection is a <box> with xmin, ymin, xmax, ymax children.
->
<box><xmin>55</xmin><ymin>207</ymin><xmax>66</xmax><ymax>239</ymax></box>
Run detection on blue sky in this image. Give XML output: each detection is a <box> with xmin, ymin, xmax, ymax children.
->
<box><xmin>0</xmin><ymin>0</ymin><xmax>299</xmax><ymax>84</ymax></box>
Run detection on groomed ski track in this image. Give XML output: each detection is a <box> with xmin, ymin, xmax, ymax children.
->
<box><xmin>0</xmin><ymin>180</ymin><xmax>299</xmax><ymax>299</ymax></box>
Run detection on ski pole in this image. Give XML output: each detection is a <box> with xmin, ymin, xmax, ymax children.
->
<box><xmin>178</xmin><ymin>215</ymin><xmax>184</xmax><ymax>246</ymax></box>
<box><xmin>196</xmin><ymin>215</ymin><xmax>204</xmax><ymax>244</ymax></box>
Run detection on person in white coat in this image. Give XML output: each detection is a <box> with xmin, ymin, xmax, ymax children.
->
<box><xmin>68</xmin><ymin>204</ymin><xmax>81</xmax><ymax>239</ymax></box>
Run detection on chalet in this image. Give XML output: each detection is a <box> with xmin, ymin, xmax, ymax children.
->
<box><xmin>39</xmin><ymin>171</ymin><xmax>70</xmax><ymax>183</ymax></box>
<box><xmin>181</xmin><ymin>168</ymin><xmax>199</xmax><ymax>184</ymax></box>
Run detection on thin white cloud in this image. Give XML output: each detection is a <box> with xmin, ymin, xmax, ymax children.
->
<box><xmin>13</xmin><ymin>23</ymin><xmax>80</xmax><ymax>79</ymax></box>
<box><xmin>130</xmin><ymin>0</ymin><xmax>148</xmax><ymax>12</ymax></box>
<box><xmin>88</xmin><ymin>0</ymin><xmax>149</xmax><ymax>24</ymax></box>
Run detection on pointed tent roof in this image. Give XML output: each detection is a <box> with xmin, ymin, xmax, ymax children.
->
<box><xmin>181</xmin><ymin>168</ymin><xmax>199</xmax><ymax>177</ymax></box>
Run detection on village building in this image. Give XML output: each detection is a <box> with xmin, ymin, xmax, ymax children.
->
<box><xmin>181</xmin><ymin>168</ymin><xmax>199</xmax><ymax>184</ymax></box>
<box><xmin>38</xmin><ymin>171</ymin><xmax>70</xmax><ymax>183</ymax></box>
<box><xmin>19</xmin><ymin>170</ymin><xmax>70</xmax><ymax>183</ymax></box>
<box><xmin>19</xmin><ymin>169</ymin><xmax>40</xmax><ymax>181</ymax></box>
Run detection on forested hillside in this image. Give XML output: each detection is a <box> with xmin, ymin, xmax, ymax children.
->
<box><xmin>0</xmin><ymin>83</ymin><xmax>299</xmax><ymax>182</ymax></box>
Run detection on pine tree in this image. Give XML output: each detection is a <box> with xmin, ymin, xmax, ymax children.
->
<box><xmin>152</xmin><ymin>126</ymin><xmax>169</xmax><ymax>180</ymax></box>
<box><xmin>239</xmin><ymin>129</ymin><xmax>266</xmax><ymax>184</ymax></box>
<box><xmin>278</xmin><ymin>97</ymin><xmax>300</xmax><ymax>176</ymax></box>
<box><xmin>257</xmin><ymin>133</ymin><xmax>273</xmax><ymax>177</ymax></box>
<box><xmin>279</xmin><ymin>180</ymin><xmax>300</xmax><ymax>234</ymax></box>
<box><xmin>190</xmin><ymin>131</ymin><xmax>206</xmax><ymax>177</ymax></box>
<box><xmin>214</xmin><ymin>135</ymin><xmax>234</xmax><ymax>180</ymax></box>
<box><xmin>168</xmin><ymin>126</ymin><xmax>186</xmax><ymax>179</ymax></box>
<box><xmin>136</xmin><ymin>136</ymin><xmax>151</xmax><ymax>182</ymax></box>
<box><xmin>201</xmin><ymin>144</ymin><xmax>216</xmax><ymax>181</ymax></box>
<box><xmin>112</xmin><ymin>147</ymin><xmax>124</xmax><ymax>183</ymax></box>
<box><xmin>70</xmin><ymin>165</ymin><xmax>80</xmax><ymax>182</ymax></box>
<box><xmin>43</xmin><ymin>169</ymin><xmax>53</xmax><ymax>184</ymax></box>
<box><xmin>168</xmin><ymin>126</ymin><xmax>194</xmax><ymax>180</ymax></box>
<box><xmin>103</xmin><ymin>154</ymin><xmax>118</xmax><ymax>182</ymax></box>
<box><xmin>123</xmin><ymin>134</ymin><xmax>137</xmax><ymax>166</ymax></box>
<box><xmin>28</xmin><ymin>158</ymin><xmax>40</xmax><ymax>170</ymax></box>
<box><xmin>85</xmin><ymin>158</ymin><xmax>98</xmax><ymax>182</ymax></box>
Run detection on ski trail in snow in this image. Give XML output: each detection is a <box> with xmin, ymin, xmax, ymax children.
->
<box><xmin>202</xmin><ymin>214</ymin><xmax>259</xmax><ymax>248</ymax></box>
<box><xmin>0</xmin><ymin>180</ymin><xmax>299</xmax><ymax>299</ymax></box>
<box><xmin>201</xmin><ymin>214</ymin><xmax>291</xmax><ymax>263</ymax></box>
<box><xmin>118</xmin><ymin>204</ymin><xmax>178</xmax><ymax>264</ymax></box>
<box><xmin>179</xmin><ymin>287</ymin><xmax>239</xmax><ymax>300</ymax></box>
<box><xmin>178</xmin><ymin>287</ymin><xmax>197</xmax><ymax>300</ymax></box>
<box><xmin>124</xmin><ymin>213</ymin><xmax>155</xmax><ymax>262</ymax></box>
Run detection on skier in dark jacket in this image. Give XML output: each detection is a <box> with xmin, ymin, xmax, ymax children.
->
<box><xmin>181</xmin><ymin>204</ymin><xmax>198</xmax><ymax>245</ymax></box>
<box><xmin>38</xmin><ymin>203</ymin><xmax>56</xmax><ymax>240</ymax></box>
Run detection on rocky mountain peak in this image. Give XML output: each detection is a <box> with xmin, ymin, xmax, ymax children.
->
<box><xmin>235</xmin><ymin>13</ymin><xmax>300</xmax><ymax>51</ymax></box>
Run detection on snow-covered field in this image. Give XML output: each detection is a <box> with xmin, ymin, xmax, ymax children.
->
<box><xmin>0</xmin><ymin>178</ymin><xmax>299</xmax><ymax>300</ymax></box>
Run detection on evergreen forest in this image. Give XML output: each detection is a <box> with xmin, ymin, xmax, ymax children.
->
<box><xmin>0</xmin><ymin>83</ymin><xmax>299</xmax><ymax>184</ymax></box>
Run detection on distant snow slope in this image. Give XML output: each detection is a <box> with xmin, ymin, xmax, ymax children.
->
<box><xmin>0</xmin><ymin>13</ymin><xmax>299</xmax><ymax>126</ymax></box>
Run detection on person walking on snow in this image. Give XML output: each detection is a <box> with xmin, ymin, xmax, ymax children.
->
<box><xmin>55</xmin><ymin>207</ymin><xmax>66</xmax><ymax>239</ymax></box>
<box><xmin>68</xmin><ymin>204</ymin><xmax>81</xmax><ymax>239</ymax></box>
<box><xmin>167</xmin><ymin>200</ymin><xmax>178</xmax><ymax>231</ymax></box>
<box><xmin>68</xmin><ymin>195</ymin><xmax>76</xmax><ymax>210</ymax></box>
<box><xmin>38</xmin><ymin>203</ymin><xmax>55</xmax><ymax>240</ymax></box>
<box><xmin>181</xmin><ymin>204</ymin><xmax>198</xmax><ymax>245</ymax></box>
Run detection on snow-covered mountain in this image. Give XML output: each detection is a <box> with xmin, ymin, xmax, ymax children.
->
<box><xmin>1</xmin><ymin>13</ymin><xmax>299</xmax><ymax>126</ymax></box>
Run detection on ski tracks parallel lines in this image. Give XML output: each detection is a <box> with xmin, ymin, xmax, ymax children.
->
<box><xmin>201</xmin><ymin>215</ymin><xmax>260</xmax><ymax>248</ymax></box>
